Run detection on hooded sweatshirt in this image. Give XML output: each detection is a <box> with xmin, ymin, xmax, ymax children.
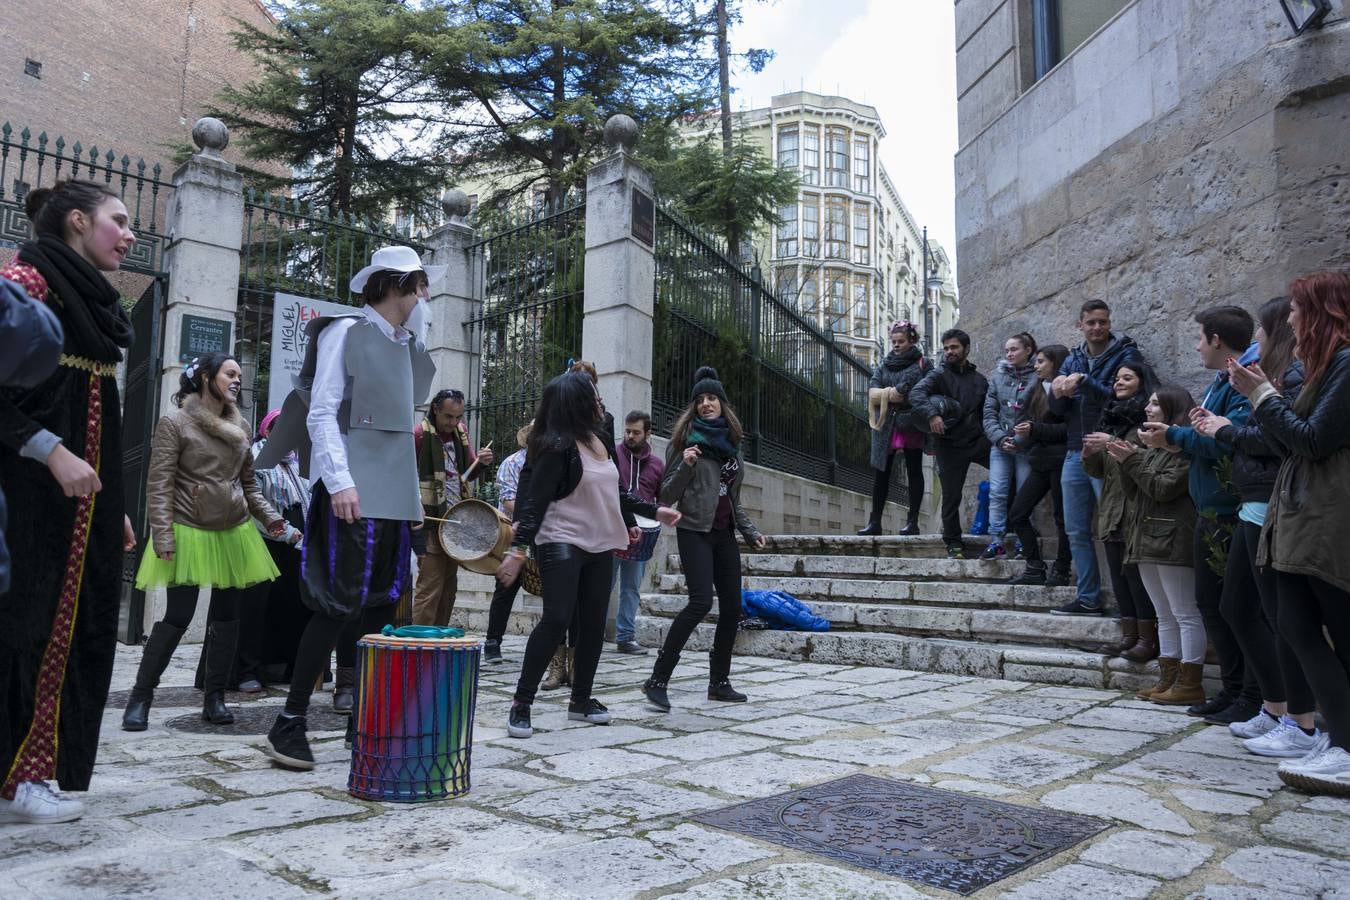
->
<box><xmin>615</xmin><ymin>439</ymin><xmax>664</xmax><ymax>505</ymax></box>
<box><xmin>1051</xmin><ymin>334</ymin><xmax>1142</xmax><ymax>451</ymax></box>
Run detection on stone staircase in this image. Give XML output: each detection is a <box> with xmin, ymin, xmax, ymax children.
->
<box><xmin>634</xmin><ymin>534</ymin><xmax>1174</xmax><ymax>693</ymax></box>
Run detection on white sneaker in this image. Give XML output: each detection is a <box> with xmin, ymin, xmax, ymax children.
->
<box><xmin>1278</xmin><ymin>744</ymin><xmax>1350</xmax><ymax>795</ymax></box>
<box><xmin>1230</xmin><ymin>709</ymin><xmax>1283</xmax><ymax>739</ymax></box>
<box><xmin>1244</xmin><ymin>719</ymin><xmax>1323</xmax><ymax>758</ymax></box>
<box><xmin>0</xmin><ymin>780</ymin><xmax>85</xmax><ymax>824</ymax></box>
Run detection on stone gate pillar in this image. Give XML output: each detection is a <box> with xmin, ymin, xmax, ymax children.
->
<box><xmin>582</xmin><ymin>115</ymin><xmax>656</xmax><ymax>424</ymax></box>
<box><xmin>158</xmin><ymin>118</ymin><xmax>245</xmax><ymax>418</ymax></box>
<box><xmin>423</xmin><ymin>190</ymin><xmax>479</xmax><ymax>419</ymax></box>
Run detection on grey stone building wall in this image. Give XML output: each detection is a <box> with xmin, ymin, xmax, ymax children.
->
<box><xmin>954</xmin><ymin>0</ymin><xmax>1350</xmax><ymax>393</ymax></box>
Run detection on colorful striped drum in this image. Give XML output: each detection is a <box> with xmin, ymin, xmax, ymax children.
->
<box><xmin>348</xmin><ymin>634</ymin><xmax>481</xmax><ymax>802</ymax></box>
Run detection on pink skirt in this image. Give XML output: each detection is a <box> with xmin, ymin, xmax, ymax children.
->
<box><xmin>891</xmin><ymin>428</ymin><xmax>924</xmax><ymax>452</ymax></box>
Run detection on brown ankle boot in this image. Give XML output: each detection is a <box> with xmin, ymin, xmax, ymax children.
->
<box><xmin>1122</xmin><ymin>619</ymin><xmax>1160</xmax><ymax>662</ymax></box>
<box><xmin>1136</xmin><ymin>657</ymin><xmax>1179</xmax><ymax>700</ymax></box>
<box><xmin>1151</xmin><ymin>661</ymin><xmax>1206</xmax><ymax>705</ymax></box>
<box><xmin>1101</xmin><ymin>618</ymin><xmax>1138</xmax><ymax>656</ymax></box>
<box><xmin>541</xmin><ymin>647</ymin><xmax>568</xmax><ymax>691</ymax></box>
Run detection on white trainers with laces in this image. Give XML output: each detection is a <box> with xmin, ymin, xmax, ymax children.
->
<box><xmin>1230</xmin><ymin>709</ymin><xmax>1282</xmax><ymax>740</ymax></box>
<box><xmin>0</xmin><ymin>780</ymin><xmax>85</xmax><ymax>824</ymax></box>
<box><xmin>1278</xmin><ymin>743</ymin><xmax>1350</xmax><ymax>795</ymax></box>
<box><xmin>1243</xmin><ymin>718</ymin><xmax>1323</xmax><ymax>758</ymax></box>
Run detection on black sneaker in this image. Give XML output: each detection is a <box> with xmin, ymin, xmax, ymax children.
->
<box><xmin>1051</xmin><ymin>599</ymin><xmax>1104</xmax><ymax>616</ymax></box>
<box><xmin>946</xmin><ymin>544</ymin><xmax>965</xmax><ymax>560</ymax></box>
<box><xmin>507</xmin><ymin>702</ymin><xmax>532</xmax><ymax>738</ymax></box>
<box><xmin>264</xmin><ymin>714</ymin><xmax>315</xmax><ymax>771</ymax></box>
<box><xmin>1187</xmin><ymin>690</ymin><xmax>1234</xmax><ymax>718</ymax></box>
<box><xmin>615</xmin><ymin>640</ymin><xmax>647</xmax><ymax>655</ymax></box>
<box><xmin>1008</xmin><ymin>562</ymin><xmax>1047</xmax><ymax>585</ymax></box>
<box><xmin>568</xmin><ymin>698</ymin><xmax>612</xmax><ymax>724</ymax></box>
<box><xmin>1045</xmin><ymin>566</ymin><xmax>1072</xmax><ymax>588</ymax></box>
<box><xmin>483</xmin><ymin>641</ymin><xmax>503</xmax><ymax>664</ymax></box>
<box><xmin>708</xmin><ymin>680</ymin><xmax>747</xmax><ymax>702</ymax></box>
<box><xmin>643</xmin><ymin>679</ymin><xmax>671</xmax><ymax>712</ymax></box>
<box><xmin>1204</xmin><ymin>698</ymin><xmax>1260</xmax><ymax>727</ymax></box>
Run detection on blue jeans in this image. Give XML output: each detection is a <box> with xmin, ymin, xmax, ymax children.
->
<box><xmin>1061</xmin><ymin>451</ymin><xmax>1103</xmax><ymax>607</ymax></box>
<box><xmin>611</xmin><ymin>556</ymin><xmax>648</xmax><ymax>643</ymax></box>
<box><xmin>988</xmin><ymin>447</ymin><xmax>1031</xmax><ymax>537</ymax></box>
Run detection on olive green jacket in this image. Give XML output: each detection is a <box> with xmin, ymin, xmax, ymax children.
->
<box><xmin>1080</xmin><ymin>440</ymin><xmax>1141</xmax><ymax>542</ymax></box>
<box><xmin>1119</xmin><ymin>447</ymin><xmax>1195</xmax><ymax>567</ymax></box>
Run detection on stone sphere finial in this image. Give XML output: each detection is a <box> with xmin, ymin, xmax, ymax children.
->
<box><xmin>440</xmin><ymin>188</ymin><xmax>471</xmax><ymax>223</ymax></box>
<box><xmin>192</xmin><ymin>117</ymin><xmax>229</xmax><ymax>158</ymax></box>
<box><xmin>603</xmin><ymin>114</ymin><xmax>638</xmax><ymax>152</ymax></box>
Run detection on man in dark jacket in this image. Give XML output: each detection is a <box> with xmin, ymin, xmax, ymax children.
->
<box><xmin>610</xmin><ymin>411</ymin><xmax>665</xmax><ymax>653</ymax></box>
<box><xmin>0</xmin><ymin>276</ymin><xmax>64</xmax><ymax>594</ymax></box>
<box><xmin>1049</xmin><ymin>299</ymin><xmax>1141</xmax><ymax>615</ymax></box>
<box><xmin>910</xmin><ymin>329</ymin><xmax>991</xmax><ymax>558</ymax></box>
<box><xmin>1140</xmin><ymin>305</ymin><xmax>1255</xmax><ymax>724</ymax></box>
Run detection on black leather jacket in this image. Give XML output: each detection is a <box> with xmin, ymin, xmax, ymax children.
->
<box><xmin>511</xmin><ymin>431</ymin><xmax>655</xmax><ymax>549</ymax></box>
<box><xmin>1215</xmin><ymin>362</ymin><xmax>1304</xmax><ymax>504</ymax></box>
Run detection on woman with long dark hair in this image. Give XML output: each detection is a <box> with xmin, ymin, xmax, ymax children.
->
<box><xmin>123</xmin><ymin>353</ymin><xmax>285</xmax><ymax>730</ymax></box>
<box><xmin>1228</xmin><ymin>271</ymin><xmax>1350</xmax><ymax>793</ymax></box>
<box><xmin>643</xmin><ymin>367</ymin><xmax>766</xmax><ymax>711</ymax></box>
<box><xmin>0</xmin><ymin>180</ymin><xmax>139</xmax><ymax>823</ymax></box>
<box><xmin>981</xmin><ymin>331</ymin><xmax>1038</xmax><ymax>559</ymax></box>
<box><xmin>1078</xmin><ymin>361</ymin><xmax>1160</xmax><ymax>664</ymax></box>
<box><xmin>1119</xmin><ymin>385</ymin><xmax>1200</xmax><ymax>705</ymax></box>
<box><xmin>1005</xmin><ymin>344</ymin><xmax>1073</xmax><ymax>587</ymax></box>
<box><xmin>496</xmin><ymin>372</ymin><xmax>679</xmax><ymax>738</ymax></box>
<box><xmin>859</xmin><ymin>322</ymin><xmax>927</xmax><ymax>535</ymax></box>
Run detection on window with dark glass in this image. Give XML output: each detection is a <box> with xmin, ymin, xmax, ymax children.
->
<box><xmin>802</xmin><ymin>125</ymin><xmax>820</xmax><ymax>185</ymax></box>
<box><xmin>801</xmin><ymin>194</ymin><xmax>820</xmax><ymax>257</ymax></box>
<box><xmin>1030</xmin><ymin>0</ymin><xmax>1130</xmax><ymax>82</ymax></box>
<box><xmin>853</xmin><ymin>204</ymin><xmax>870</xmax><ymax>266</ymax></box>
<box><xmin>826</xmin><ymin>126</ymin><xmax>849</xmax><ymax>188</ymax></box>
<box><xmin>776</xmin><ymin>201</ymin><xmax>798</xmax><ymax>258</ymax></box>
<box><xmin>777</xmin><ymin>126</ymin><xmax>799</xmax><ymax>168</ymax></box>
<box><xmin>825</xmin><ymin>196</ymin><xmax>848</xmax><ymax>259</ymax></box>
<box><xmin>853</xmin><ymin>138</ymin><xmax>871</xmax><ymax>194</ymax></box>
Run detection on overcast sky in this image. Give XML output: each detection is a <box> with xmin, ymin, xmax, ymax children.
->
<box><xmin>733</xmin><ymin>0</ymin><xmax>959</xmax><ymax>266</ymax></box>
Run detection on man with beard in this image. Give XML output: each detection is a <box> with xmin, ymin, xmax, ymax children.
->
<box><xmin>610</xmin><ymin>411</ymin><xmax>664</xmax><ymax>653</ymax></box>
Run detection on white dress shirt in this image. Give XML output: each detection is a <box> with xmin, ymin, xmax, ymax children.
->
<box><xmin>307</xmin><ymin>305</ymin><xmax>410</xmax><ymax>495</ymax></box>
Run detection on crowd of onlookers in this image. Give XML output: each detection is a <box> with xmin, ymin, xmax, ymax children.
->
<box><xmin>863</xmin><ymin>274</ymin><xmax>1350</xmax><ymax>796</ymax></box>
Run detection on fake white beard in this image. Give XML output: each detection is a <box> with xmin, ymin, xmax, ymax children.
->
<box><xmin>405</xmin><ymin>297</ymin><xmax>431</xmax><ymax>347</ymax></box>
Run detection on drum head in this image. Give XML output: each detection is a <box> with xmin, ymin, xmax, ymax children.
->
<box><xmin>631</xmin><ymin>514</ymin><xmax>659</xmax><ymax>530</ymax></box>
<box><xmin>440</xmin><ymin>499</ymin><xmax>508</xmax><ymax>561</ymax></box>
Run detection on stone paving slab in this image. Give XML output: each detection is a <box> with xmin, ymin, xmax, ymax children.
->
<box><xmin>5</xmin><ymin>637</ymin><xmax>1348</xmax><ymax>899</ymax></box>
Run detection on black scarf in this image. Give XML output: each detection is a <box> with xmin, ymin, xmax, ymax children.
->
<box><xmin>19</xmin><ymin>234</ymin><xmax>134</xmax><ymax>363</ymax></box>
<box><xmin>1096</xmin><ymin>393</ymin><xmax>1148</xmax><ymax>439</ymax></box>
<box><xmin>882</xmin><ymin>345</ymin><xmax>923</xmax><ymax>372</ymax></box>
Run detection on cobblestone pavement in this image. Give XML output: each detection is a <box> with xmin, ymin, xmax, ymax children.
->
<box><xmin>4</xmin><ymin>638</ymin><xmax>1349</xmax><ymax>898</ymax></box>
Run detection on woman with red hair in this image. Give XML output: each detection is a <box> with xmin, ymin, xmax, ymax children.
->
<box><xmin>1229</xmin><ymin>270</ymin><xmax>1350</xmax><ymax>795</ymax></box>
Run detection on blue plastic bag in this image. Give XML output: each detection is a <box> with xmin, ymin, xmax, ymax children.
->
<box><xmin>970</xmin><ymin>479</ymin><xmax>990</xmax><ymax>535</ymax></box>
<box><xmin>741</xmin><ymin>590</ymin><xmax>830</xmax><ymax>632</ymax></box>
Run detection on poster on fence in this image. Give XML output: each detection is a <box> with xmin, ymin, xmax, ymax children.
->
<box><xmin>266</xmin><ymin>292</ymin><xmax>354</xmax><ymax>414</ymax></box>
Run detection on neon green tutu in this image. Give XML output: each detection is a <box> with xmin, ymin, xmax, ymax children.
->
<box><xmin>135</xmin><ymin>521</ymin><xmax>280</xmax><ymax>590</ymax></box>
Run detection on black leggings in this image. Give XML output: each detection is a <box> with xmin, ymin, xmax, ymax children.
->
<box><xmin>284</xmin><ymin>605</ymin><xmax>393</xmax><ymax>717</ymax></box>
<box><xmin>869</xmin><ymin>447</ymin><xmax>925</xmax><ymax>525</ymax></box>
<box><xmin>1222</xmin><ymin>522</ymin><xmax>1315</xmax><ymax>713</ymax></box>
<box><xmin>513</xmin><ymin>543</ymin><xmax>612</xmax><ymax>706</ymax></box>
<box><xmin>1276</xmin><ymin>571</ymin><xmax>1350</xmax><ymax>750</ymax></box>
<box><xmin>161</xmin><ymin>584</ymin><xmax>244</xmax><ymax>629</ymax></box>
<box><xmin>487</xmin><ymin>576</ymin><xmax>522</xmax><ymax>645</ymax></box>
<box><xmin>1102</xmin><ymin>540</ymin><xmax>1155</xmax><ymax>621</ymax></box>
<box><xmin>1194</xmin><ymin>518</ymin><xmax>1259</xmax><ymax>705</ymax></box>
<box><xmin>655</xmin><ymin>527</ymin><xmax>742</xmax><ymax>683</ymax></box>
<box><xmin>1007</xmin><ymin>464</ymin><xmax>1071</xmax><ymax>572</ymax></box>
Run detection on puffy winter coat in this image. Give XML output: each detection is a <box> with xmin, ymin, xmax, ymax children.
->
<box><xmin>984</xmin><ymin>359</ymin><xmax>1037</xmax><ymax>448</ymax></box>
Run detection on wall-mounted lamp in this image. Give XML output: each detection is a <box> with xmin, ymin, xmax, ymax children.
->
<box><xmin>1279</xmin><ymin>0</ymin><xmax>1332</xmax><ymax>35</ymax></box>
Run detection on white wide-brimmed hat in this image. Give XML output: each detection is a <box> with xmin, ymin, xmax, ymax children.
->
<box><xmin>349</xmin><ymin>245</ymin><xmax>447</xmax><ymax>295</ymax></box>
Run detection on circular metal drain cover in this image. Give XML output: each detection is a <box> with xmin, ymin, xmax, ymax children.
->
<box><xmin>164</xmin><ymin>705</ymin><xmax>349</xmax><ymax>736</ymax></box>
<box><xmin>105</xmin><ymin>686</ymin><xmax>275</xmax><ymax>708</ymax></box>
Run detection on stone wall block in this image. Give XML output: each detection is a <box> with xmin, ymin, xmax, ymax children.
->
<box><xmin>955</xmin><ymin>0</ymin><xmax>1009</xmax><ymax>50</ymax></box>
<box><xmin>956</xmin><ymin>1</ymin><xmax>1015</xmax><ymax>97</ymax></box>
<box><xmin>1068</xmin><ymin>4</ymin><xmax>1141</xmax><ymax>107</ymax></box>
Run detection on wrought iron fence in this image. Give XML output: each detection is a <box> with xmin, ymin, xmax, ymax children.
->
<box><xmin>653</xmin><ymin>205</ymin><xmax>905</xmax><ymax>502</ymax></box>
<box><xmin>0</xmin><ymin>121</ymin><xmax>173</xmax><ymax>275</ymax></box>
<box><xmin>236</xmin><ymin>189</ymin><xmax>430</xmax><ymax>432</ymax></box>
<box><xmin>465</xmin><ymin>198</ymin><xmax>586</xmax><ymax>477</ymax></box>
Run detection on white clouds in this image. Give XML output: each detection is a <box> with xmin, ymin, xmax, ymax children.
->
<box><xmin>733</xmin><ymin>0</ymin><xmax>958</xmax><ymax>269</ymax></box>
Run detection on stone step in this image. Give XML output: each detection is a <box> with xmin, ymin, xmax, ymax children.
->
<box><xmin>641</xmin><ymin>592</ymin><xmax>1117</xmax><ymax>650</ymax></box>
<box><xmin>666</xmin><ymin>552</ymin><xmax>1029</xmax><ymax>584</ymax></box>
<box><xmin>657</xmin><ymin>573</ymin><xmax>1084</xmax><ymax>613</ymax></box>
<box><xmin>759</xmin><ymin>534</ymin><xmax>1035</xmax><ymax>558</ymax></box>
<box><xmin>633</xmin><ymin>615</ymin><xmax>1220</xmax><ymax>693</ymax></box>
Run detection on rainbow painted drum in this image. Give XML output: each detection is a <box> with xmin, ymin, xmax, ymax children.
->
<box><xmin>348</xmin><ymin>634</ymin><xmax>481</xmax><ymax>802</ymax></box>
<box><xmin>614</xmin><ymin>514</ymin><xmax>661</xmax><ymax>562</ymax></box>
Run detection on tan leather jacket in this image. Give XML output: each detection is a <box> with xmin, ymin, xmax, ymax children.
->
<box><xmin>146</xmin><ymin>395</ymin><xmax>281</xmax><ymax>554</ymax></box>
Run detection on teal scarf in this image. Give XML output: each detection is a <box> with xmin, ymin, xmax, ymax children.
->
<box><xmin>687</xmin><ymin>416</ymin><xmax>738</xmax><ymax>460</ymax></box>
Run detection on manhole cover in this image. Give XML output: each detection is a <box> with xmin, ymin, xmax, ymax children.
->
<box><xmin>694</xmin><ymin>774</ymin><xmax>1107</xmax><ymax>895</ymax></box>
<box><xmin>105</xmin><ymin>686</ymin><xmax>279</xmax><ymax>708</ymax></box>
<box><xmin>164</xmin><ymin>705</ymin><xmax>349</xmax><ymax>736</ymax></box>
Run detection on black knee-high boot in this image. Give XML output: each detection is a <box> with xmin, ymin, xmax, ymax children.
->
<box><xmin>201</xmin><ymin>620</ymin><xmax>240</xmax><ymax>725</ymax></box>
<box><xmin>123</xmin><ymin>622</ymin><xmax>185</xmax><ymax>731</ymax></box>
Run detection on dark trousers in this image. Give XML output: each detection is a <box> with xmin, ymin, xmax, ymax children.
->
<box><xmin>284</xmin><ymin>604</ymin><xmax>392</xmax><ymax>717</ymax></box>
<box><xmin>937</xmin><ymin>446</ymin><xmax>986</xmax><ymax>545</ymax></box>
<box><xmin>486</xmin><ymin>576</ymin><xmax>523</xmax><ymax>645</ymax></box>
<box><xmin>162</xmin><ymin>584</ymin><xmax>242</xmax><ymax>629</ymax></box>
<box><xmin>1103</xmin><ymin>540</ymin><xmax>1155</xmax><ymax>620</ymax></box>
<box><xmin>513</xmin><ymin>543</ymin><xmax>612</xmax><ymax>706</ymax></box>
<box><xmin>1276</xmin><ymin>571</ymin><xmax>1350</xmax><ymax>750</ymax></box>
<box><xmin>869</xmin><ymin>447</ymin><xmax>925</xmax><ymax>526</ymax></box>
<box><xmin>655</xmin><ymin>527</ymin><xmax>743</xmax><ymax>683</ymax></box>
<box><xmin>1194</xmin><ymin>517</ymin><xmax>1258</xmax><ymax>704</ymax></box>
<box><xmin>1007</xmin><ymin>463</ymin><xmax>1070</xmax><ymax>572</ymax></box>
